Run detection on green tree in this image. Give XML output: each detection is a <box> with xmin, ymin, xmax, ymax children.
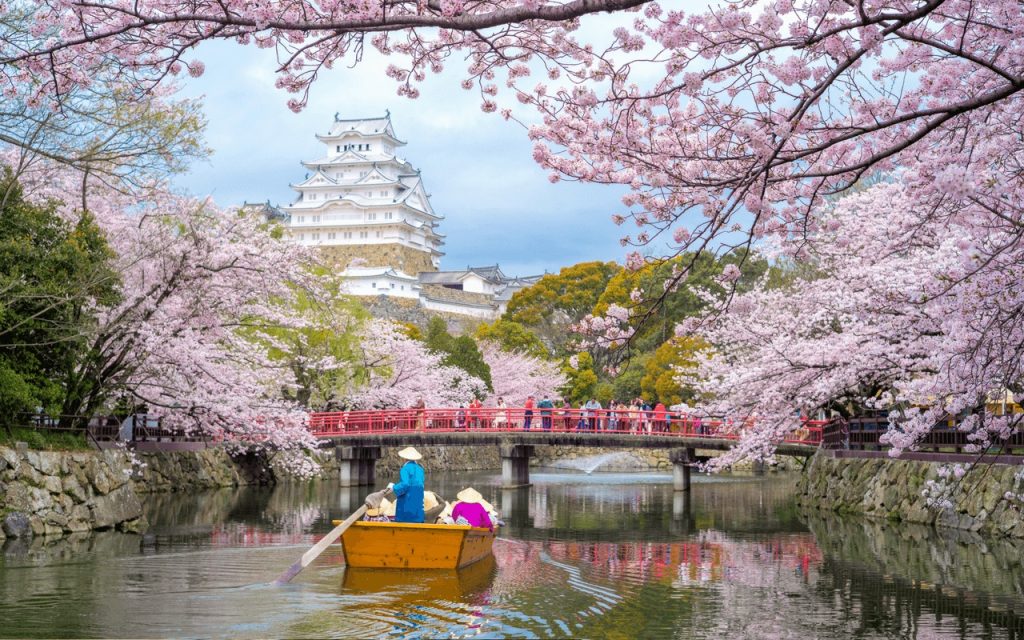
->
<box><xmin>447</xmin><ymin>335</ymin><xmax>493</xmax><ymax>392</ymax></box>
<box><xmin>595</xmin><ymin>250</ymin><xmax>768</xmax><ymax>353</ymax></box>
<box><xmin>0</xmin><ymin>168</ymin><xmax>119</xmax><ymax>430</ymax></box>
<box><xmin>474</xmin><ymin>319</ymin><xmax>548</xmax><ymax>358</ymax></box>
<box><xmin>505</xmin><ymin>261</ymin><xmax>620</xmax><ymax>353</ymax></box>
<box><xmin>639</xmin><ymin>336</ymin><xmax>709</xmax><ymax>406</ymax></box>
<box><xmin>424</xmin><ymin>316</ymin><xmax>454</xmax><ymax>353</ymax></box>
<box><xmin>560</xmin><ymin>352</ymin><xmax>598</xmax><ymax>405</ymax></box>
<box><xmin>423</xmin><ymin>317</ymin><xmax>492</xmax><ymax>393</ymax></box>
<box><xmin>610</xmin><ymin>352</ymin><xmax>650</xmax><ymax>402</ymax></box>
<box><xmin>251</xmin><ymin>270</ymin><xmax>371</xmax><ymax>409</ymax></box>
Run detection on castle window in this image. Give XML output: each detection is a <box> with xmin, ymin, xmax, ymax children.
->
<box><xmin>312</xmin><ymin>232</ymin><xmax>320</xmax><ymax>240</ymax></box>
<box><xmin>376</xmin><ymin>231</ymin><xmax>382</xmax><ymax>238</ymax></box>
<box><xmin>390</xmin><ymin>283</ymin><xmax>395</xmax><ymax>289</ymax></box>
<box><xmin>297</xmin><ymin>215</ymin><xmax>305</xmax><ymax>223</ymax></box>
<box><xmin>385</xmin><ymin>212</ymin><xmax>393</xmax><ymax>220</ymax></box>
<box><xmin>371</xmin><ymin>282</ymin><xmax>376</xmax><ymax>288</ymax></box>
<box><xmin>312</xmin><ymin>215</ymin><xmax>321</xmax><ymax>223</ymax></box>
<box><xmin>336</xmin><ymin>145</ymin><xmax>340</xmax><ymax>152</ymax></box>
<box><xmin>298</xmin><ymin>233</ymin><xmax>305</xmax><ymax>241</ymax></box>
<box><xmin>360</xmin><ymin>231</ymin><xmax>368</xmax><ymax>239</ymax></box>
<box><xmin>344</xmin><ymin>231</ymin><xmax>352</xmax><ymax>239</ymax></box>
<box><xmin>328</xmin><ymin>232</ymin><xmax>336</xmax><ymax>240</ymax></box>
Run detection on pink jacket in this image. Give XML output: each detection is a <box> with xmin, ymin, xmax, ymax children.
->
<box><xmin>451</xmin><ymin>502</ymin><xmax>493</xmax><ymax>530</ymax></box>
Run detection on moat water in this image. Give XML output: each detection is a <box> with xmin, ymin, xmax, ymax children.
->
<box><xmin>1</xmin><ymin>470</ymin><xmax>1023</xmax><ymax>638</ymax></box>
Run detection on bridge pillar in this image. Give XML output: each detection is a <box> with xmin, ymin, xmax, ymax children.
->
<box><xmin>335</xmin><ymin>446</ymin><xmax>382</xmax><ymax>487</ymax></box>
<box><xmin>500</xmin><ymin>444</ymin><xmax>534</xmax><ymax>488</ymax></box>
<box><xmin>669</xmin><ymin>448</ymin><xmax>696</xmax><ymax>492</ymax></box>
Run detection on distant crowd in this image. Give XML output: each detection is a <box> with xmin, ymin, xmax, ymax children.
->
<box><xmin>444</xmin><ymin>395</ymin><xmax>689</xmax><ymax>433</ymax></box>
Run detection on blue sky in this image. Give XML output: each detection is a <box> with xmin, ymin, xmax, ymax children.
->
<box><xmin>173</xmin><ymin>41</ymin><xmax>628</xmax><ymax>277</ymax></box>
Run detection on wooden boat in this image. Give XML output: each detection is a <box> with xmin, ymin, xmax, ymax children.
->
<box><xmin>334</xmin><ymin>520</ymin><xmax>496</xmax><ymax>570</ymax></box>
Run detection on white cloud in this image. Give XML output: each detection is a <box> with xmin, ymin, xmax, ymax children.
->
<box><xmin>173</xmin><ymin>35</ymin><xmax>630</xmax><ymax>274</ymax></box>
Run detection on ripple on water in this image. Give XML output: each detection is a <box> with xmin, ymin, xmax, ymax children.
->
<box><xmin>4</xmin><ymin>474</ymin><xmax>1024</xmax><ymax>638</ymax></box>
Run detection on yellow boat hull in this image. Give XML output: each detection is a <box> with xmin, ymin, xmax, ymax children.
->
<box><xmin>337</xmin><ymin>520</ymin><xmax>496</xmax><ymax>570</ymax></box>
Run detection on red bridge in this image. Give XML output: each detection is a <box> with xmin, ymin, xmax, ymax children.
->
<box><xmin>308</xmin><ymin>407</ymin><xmax>825</xmax><ymax>490</ymax></box>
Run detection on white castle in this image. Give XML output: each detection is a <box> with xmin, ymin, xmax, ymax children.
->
<box><xmin>273</xmin><ymin>113</ymin><xmax>539</xmax><ymax>318</ymax></box>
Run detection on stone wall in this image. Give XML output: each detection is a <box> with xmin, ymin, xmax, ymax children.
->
<box><xmin>798</xmin><ymin>452</ymin><xmax>1024</xmax><ymax>537</ymax></box>
<box><xmin>317</xmin><ymin>243</ymin><xmax>436</xmax><ymax>274</ymax></box>
<box><xmin>0</xmin><ymin>446</ymin><xmax>271</xmax><ymax>542</ymax></box>
<box><xmin>358</xmin><ymin>296</ymin><xmax>479</xmax><ymax>333</ymax></box>
<box><xmin>420</xmin><ymin>284</ymin><xmax>495</xmax><ymax>307</ymax></box>
<box><xmin>1</xmin><ymin>446</ymin><xmax>146</xmax><ymax>540</ymax></box>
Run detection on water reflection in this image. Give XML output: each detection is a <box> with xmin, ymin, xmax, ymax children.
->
<box><xmin>1</xmin><ymin>471</ymin><xmax>1023</xmax><ymax>638</ymax></box>
<box><xmin>806</xmin><ymin>513</ymin><xmax>1024</xmax><ymax>636</ymax></box>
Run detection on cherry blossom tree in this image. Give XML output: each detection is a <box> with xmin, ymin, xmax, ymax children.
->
<box><xmin>9</xmin><ymin>148</ymin><xmax>326</xmax><ymax>474</ymax></box>
<box><xmin>693</xmin><ymin>181</ymin><xmax>1024</xmax><ymax>466</ymax></box>
<box><xmin>7</xmin><ymin>0</ymin><xmax>1024</xmax><ymax>460</ymax></box>
<box><xmin>347</xmin><ymin>319</ymin><xmax>487</xmax><ymax>408</ymax></box>
<box><xmin>7</xmin><ymin>0</ymin><xmax>1021</xmax><ymax>283</ymax></box>
<box><xmin>480</xmin><ymin>341</ymin><xmax>566</xmax><ymax>406</ymax></box>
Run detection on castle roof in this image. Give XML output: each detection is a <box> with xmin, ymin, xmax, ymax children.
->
<box><xmin>343</xmin><ymin>266</ymin><xmax>420</xmax><ymax>282</ymax></box>
<box><xmin>417</xmin><ymin>265</ymin><xmax>537</xmax><ymax>286</ymax></box>
<box><xmin>317</xmin><ymin>113</ymin><xmax>405</xmax><ymax>144</ymax></box>
<box><xmin>239</xmin><ymin>201</ymin><xmax>288</xmax><ymax>222</ymax></box>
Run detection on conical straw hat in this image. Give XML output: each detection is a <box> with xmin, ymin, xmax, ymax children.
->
<box><xmin>398</xmin><ymin>446</ymin><xmax>422</xmax><ymax>460</ymax></box>
<box><xmin>456</xmin><ymin>487</ymin><xmax>484</xmax><ymax>504</ymax></box>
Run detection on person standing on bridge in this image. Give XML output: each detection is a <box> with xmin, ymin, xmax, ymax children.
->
<box><xmin>414</xmin><ymin>397</ymin><xmax>426</xmax><ymax>431</ymax></box>
<box><xmin>388</xmin><ymin>447</ymin><xmax>426</xmax><ymax>523</ymax></box>
<box><xmin>538</xmin><ymin>394</ymin><xmax>554</xmax><ymax>430</ymax></box>
<box><xmin>493</xmin><ymin>397</ymin><xmax>508</xmax><ymax>428</ymax></box>
<box><xmin>468</xmin><ymin>397</ymin><xmax>482</xmax><ymax>428</ymax></box>
<box><xmin>653</xmin><ymin>402</ymin><xmax>668</xmax><ymax>433</ymax></box>
<box><xmin>523</xmin><ymin>395</ymin><xmax>535</xmax><ymax>430</ymax></box>
<box><xmin>584</xmin><ymin>398</ymin><xmax>601</xmax><ymax>431</ymax></box>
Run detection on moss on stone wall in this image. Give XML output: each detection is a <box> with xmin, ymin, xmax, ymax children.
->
<box><xmin>798</xmin><ymin>452</ymin><xmax>1024</xmax><ymax>537</ymax></box>
<box><xmin>0</xmin><ymin>446</ymin><xmax>273</xmax><ymax>541</ymax></box>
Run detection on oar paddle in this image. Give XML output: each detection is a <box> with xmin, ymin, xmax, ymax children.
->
<box><xmin>274</xmin><ymin>504</ymin><xmax>367</xmax><ymax>584</ymax></box>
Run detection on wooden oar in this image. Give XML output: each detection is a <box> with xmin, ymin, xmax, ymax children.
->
<box><xmin>274</xmin><ymin>504</ymin><xmax>367</xmax><ymax>585</ymax></box>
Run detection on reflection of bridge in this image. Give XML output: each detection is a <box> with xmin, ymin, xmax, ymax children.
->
<box><xmin>309</xmin><ymin>408</ymin><xmax>824</xmax><ymax>490</ymax></box>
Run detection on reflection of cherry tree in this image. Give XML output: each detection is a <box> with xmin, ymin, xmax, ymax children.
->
<box><xmin>538</xmin><ymin>533</ymin><xmax>822</xmax><ymax>589</ymax></box>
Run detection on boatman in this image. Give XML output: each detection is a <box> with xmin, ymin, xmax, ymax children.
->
<box><xmin>388</xmin><ymin>446</ymin><xmax>425</xmax><ymax>523</ymax></box>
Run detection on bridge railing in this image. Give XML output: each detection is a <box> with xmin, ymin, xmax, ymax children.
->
<box><xmin>820</xmin><ymin>416</ymin><xmax>1024</xmax><ymax>453</ymax></box>
<box><xmin>308</xmin><ymin>408</ymin><xmax>826</xmax><ymax>445</ymax></box>
<box><xmin>16</xmin><ymin>413</ymin><xmax>210</xmax><ymax>445</ymax></box>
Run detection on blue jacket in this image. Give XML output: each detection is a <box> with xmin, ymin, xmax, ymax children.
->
<box><xmin>393</xmin><ymin>461</ymin><xmax>425</xmax><ymax>523</ymax></box>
